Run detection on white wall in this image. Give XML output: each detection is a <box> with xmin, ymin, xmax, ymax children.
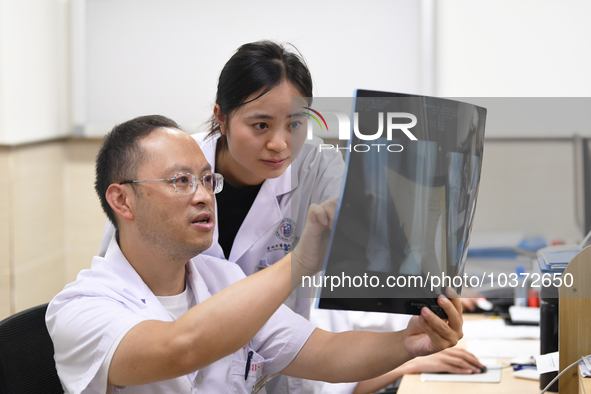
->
<box><xmin>435</xmin><ymin>0</ymin><xmax>591</xmax><ymax>98</ymax></box>
<box><xmin>4</xmin><ymin>0</ymin><xmax>591</xmax><ymax>140</ymax></box>
<box><xmin>75</xmin><ymin>0</ymin><xmax>428</xmax><ymax>136</ymax></box>
<box><xmin>0</xmin><ymin>0</ymin><xmax>70</xmax><ymax>145</ymax></box>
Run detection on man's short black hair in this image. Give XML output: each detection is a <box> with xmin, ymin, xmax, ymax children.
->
<box><xmin>95</xmin><ymin>115</ymin><xmax>180</xmax><ymax>230</ymax></box>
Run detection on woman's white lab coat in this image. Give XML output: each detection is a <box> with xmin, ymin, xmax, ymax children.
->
<box><xmin>194</xmin><ymin>132</ymin><xmax>345</xmax><ymax>318</ymax></box>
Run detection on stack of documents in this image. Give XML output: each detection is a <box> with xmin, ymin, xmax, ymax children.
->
<box><xmin>537</xmin><ymin>250</ymin><xmax>578</xmax><ymax>273</ymax></box>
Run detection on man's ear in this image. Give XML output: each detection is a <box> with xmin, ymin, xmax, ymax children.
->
<box><xmin>214</xmin><ymin>104</ymin><xmax>226</xmax><ymax>135</ymax></box>
<box><xmin>106</xmin><ymin>184</ymin><xmax>135</xmax><ymax>224</ymax></box>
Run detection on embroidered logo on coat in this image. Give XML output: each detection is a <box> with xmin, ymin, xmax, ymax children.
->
<box><xmin>275</xmin><ymin>218</ymin><xmax>296</xmax><ymax>242</ymax></box>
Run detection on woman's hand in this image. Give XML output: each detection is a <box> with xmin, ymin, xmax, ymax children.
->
<box><xmin>401</xmin><ymin>347</ymin><xmax>483</xmax><ymax>375</ymax></box>
<box><xmin>291</xmin><ymin>198</ymin><xmax>337</xmax><ymax>284</ymax></box>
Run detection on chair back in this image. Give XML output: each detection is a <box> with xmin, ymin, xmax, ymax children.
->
<box><xmin>0</xmin><ymin>304</ymin><xmax>63</xmax><ymax>393</ymax></box>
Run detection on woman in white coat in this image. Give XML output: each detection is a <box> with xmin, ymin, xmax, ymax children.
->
<box><xmin>195</xmin><ymin>41</ymin><xmax>345</xmax><ymax>320</ymax></box>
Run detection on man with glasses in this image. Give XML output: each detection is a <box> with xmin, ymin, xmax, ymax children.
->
<box><xmin>46</xmin><ymin>115</ymin><xmax>463</xmax><ymax>394</ymax></box>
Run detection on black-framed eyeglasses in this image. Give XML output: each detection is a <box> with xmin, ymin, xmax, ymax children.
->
<box><xmin>119</xmin><ymin>173</ymin><xmax>224</xmax><ymax>195</ymax></box>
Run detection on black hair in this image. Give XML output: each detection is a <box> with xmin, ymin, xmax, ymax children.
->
<box><xmin>207</xmin><ymin>40</ymin><xmax>313</xmax><ymax>148</ymax></box>
<box><xmin>95</xmin><ymin>115</ymin><xmax>180</xmax><ymax>230</ymax></box>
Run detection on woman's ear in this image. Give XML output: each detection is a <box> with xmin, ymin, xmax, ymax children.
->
<box><xmin>106</xmin><ymin>184</ymin><xmax>135</xmax><ymax>225</ymax></box>
<box><xmin>214</xmin><ymin>104</ymin><xmax>226</xmax><ymax>135</ymax></box>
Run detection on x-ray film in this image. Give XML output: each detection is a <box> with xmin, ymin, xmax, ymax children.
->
<box><xmin>315</xmin><ymin>91</ymin><xmax>486</xmax><ymax>317</ymax></box>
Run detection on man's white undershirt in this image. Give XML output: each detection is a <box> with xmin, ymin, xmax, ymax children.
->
<box><xmin>101</xmin><ymin>284</ymin><xmax>196</xmax><ymax>393</ymax></box>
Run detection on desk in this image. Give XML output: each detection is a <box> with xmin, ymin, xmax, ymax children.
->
<box><xmin>397</xmin><ymin>314</ymin><xmax>540</xmax><ymax>394</ymax></box>
<box><xmin>580</xmin><ymin>365</ymin><xmax>591</xmax><ymax>394</ymax></box>
<box><xmin>559</xmin><ymin>246</ymin><xmax>591</xmax><ymax>394</ymax></box>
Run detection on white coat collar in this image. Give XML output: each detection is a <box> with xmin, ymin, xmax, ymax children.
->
<box><xmin>101</xmin><ymin>237</ymin><xmax>212</xmax><ymax>320</ymax></box>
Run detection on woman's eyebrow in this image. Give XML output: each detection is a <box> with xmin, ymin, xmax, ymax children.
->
<box><xmin>290</xmin><ymin>112</ymin><xmax>307</xmax><ymax>118</ymax></box>
<box><xmin>244</xmin><ymin>113</ymin><xmax>274</xmax><ymax>120</ymax></box>
<box><xmin>244</xmin><ymin>112</ymin><xmax>307</xmax><ymax>120</ymax></box>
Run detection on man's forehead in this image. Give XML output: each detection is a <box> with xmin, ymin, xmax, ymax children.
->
<box><xmin>139</xmin><ymin>128</ymin><xmax>210</xmax><ymax>173</ymax></box>
<box><xmin>140</xmin><ymin>127</ymin><xmax>189</xmax><ymax>145</ymax></box>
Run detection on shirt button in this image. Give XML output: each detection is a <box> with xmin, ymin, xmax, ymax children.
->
<box><xmin>194</xmin><ymin>371</ymin><xmax>204</xmax><ymax>385</ymax></box>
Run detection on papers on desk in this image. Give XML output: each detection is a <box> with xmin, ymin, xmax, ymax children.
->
<box><xmin>541</xmin><ymin>250</ymin><xmax>578</xmax><ymax>269</ymax></box>
<box><xmin>535</xmin><ymin>352</ymin><xmax>559</xmax><ymax>374</ymax></box>
<box><xmin>537</xmin><ymin>249</ymin><xmax>578</xmax><ymax>273</ymax></box>
<box><xmin>512</xmin><ymin>368</ymin><xmax>540</xmax><ymax>380</ymax></box>
<box><xmin>467</xmin><ymin>339</ymin><xmax>540</xmax><ymax>358</ymax></box>
<box><xmin>580</xmin><ymin>355</ymin><xmax>591</xmax><ymax>378</ymax></box>
<box><xmin>420</xmin><ymin>359</ymin><xmax>502</xmax><ymax>383</ymax></box>
<box><xmin>462</xmin><ymin>318</ymin><xmax>539</xmax><ymax>340</ymax></box>
<box><xmin>508</xmin><ymin>306</ymin><xmax>540</xmax><ymax>325</ymax></box>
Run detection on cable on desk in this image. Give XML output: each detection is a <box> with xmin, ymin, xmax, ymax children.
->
<box><xmin>540</xmin><ymin>356</ymin><xmax>585</xmax><ymax>394</ymax></box>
